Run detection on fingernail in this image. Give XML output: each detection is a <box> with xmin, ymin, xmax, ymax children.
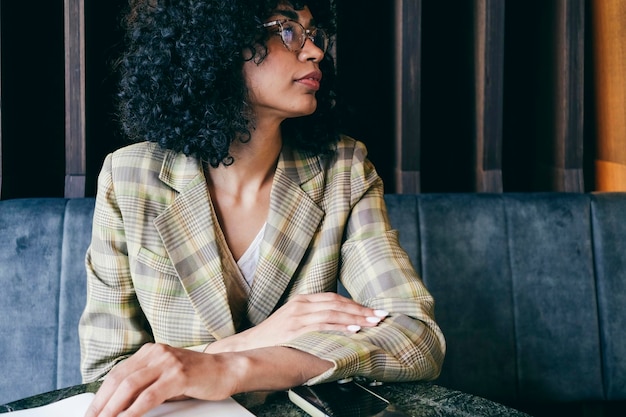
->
<box><xmin>374</xmin><ymin>310</ymin><xmax>389</xmax><ymax>318</ymax></box>
<box><xmin>366</xmin><ymin>316</ymin><xmax>382</xmax><ymax>324</ymax></box>
<box><xmin>347</xmin><ymin>324</ymin><xmax>361</xmax><ymax>332</ymax></box>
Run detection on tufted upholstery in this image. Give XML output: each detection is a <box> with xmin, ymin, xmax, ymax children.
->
<box><xmin>0</xmin><ymin>194</ymin><xmax>625</xmax><ymax>413</ymax></box>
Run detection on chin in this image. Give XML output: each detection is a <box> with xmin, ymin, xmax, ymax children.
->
<box><xmin>298</xmin><ymin>101</ymin><xmax>318</xmax><ymax>117</ymax></box>
<box><xmin>282</xmin><ymin>97</ymin><xmax>318</xmax><ymax>118</ymax></box>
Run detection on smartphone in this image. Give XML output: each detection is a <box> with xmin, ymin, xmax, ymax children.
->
<box><xmin>288</xmin><ymin>379</ymin><xmax>409</xmax><ymax>417</ymax></box>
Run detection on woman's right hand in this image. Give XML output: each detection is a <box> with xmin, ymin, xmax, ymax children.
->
<box><xmin>204</xmin><ymin>292</ymin><xmax>388</xmax><ymax>353</ymax></box>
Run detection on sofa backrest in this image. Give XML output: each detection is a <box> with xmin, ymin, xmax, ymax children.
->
<box><xmin>0</xmin><ymin>198</ymin><xmax>94</xmax><ymax>404</ymax></box>
<box><xmin>1</xmin><ymin>193</ymin><xmax>625</xmax><ymax>408</ymax></box>
<box><xmin>385</xmin><ymin>192</ymin><xmax>626</xmax><ymax>408</ymax></box>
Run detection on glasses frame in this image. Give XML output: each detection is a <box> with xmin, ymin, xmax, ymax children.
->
<box><xmin>261</xmin><ymin>19</ymin><xmax>329</xmax><ymax>54</ymax></box>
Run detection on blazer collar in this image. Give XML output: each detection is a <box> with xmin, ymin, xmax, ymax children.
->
<box><xmin>156</xmin><ymin>144</ymin><xmax>324</xmax><ymax>192</ymax></box>
<box><xmin>158</xmin><ymin>150</ymin><xmax>204</xmax><ymax>193</ymax></box>
<box><xmin>247</xmin><ymin>145</ymin><xmax>325</xmax><ymax>324</ymax></box>
<box><xmin>152</xmin><ymin>153</ymin><xmax>234</xmax><ymax>340</ymax></box>
<box><xmin>154</xmin><ymin>147</ymin><xmax>326</xmax><ymax>332</ymax></box>
<box><xmin>276</xmin><ymin>145</ymin><xmax>323</xmax><ymax>186</ymax></box>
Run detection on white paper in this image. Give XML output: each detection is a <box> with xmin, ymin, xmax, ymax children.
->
<box><xmin>7</xmin><ymin>392</ymin><xmax>255</xmax><ymax>417</ymax></box>
<box><xmin>6</xmin><ymin>393</ymin><xmax>95</xmax><ymax>417</ymax></box>
<box><xmin>143</xmin><ymin>396</ymin><xmax>255</xmax><ymax>417</ymax></box>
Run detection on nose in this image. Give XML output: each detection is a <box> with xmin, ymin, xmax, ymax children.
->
<box><xmin>298</xmin><ymin>37</ymin><xmax>325</xmax><ymax>62</ymax></box>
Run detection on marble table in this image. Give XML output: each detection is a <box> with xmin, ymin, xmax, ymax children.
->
<box><xmin>0</xmin><ymin>380</ymin><xmax>530</xmax><ymax>416</ymax></box>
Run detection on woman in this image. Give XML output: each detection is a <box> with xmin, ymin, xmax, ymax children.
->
<box><xmin>79</xmin><ymin>0</ymin><xmax>446</xmax><ymax>416</ymax></box>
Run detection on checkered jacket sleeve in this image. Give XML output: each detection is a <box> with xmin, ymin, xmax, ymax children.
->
<box><xmin>280</xmin><ymin>139</ymin><xmax>446</xmax><ymax>384</ymax></box>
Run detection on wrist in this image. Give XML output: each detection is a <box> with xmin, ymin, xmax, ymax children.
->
<box><xmin>208</xmin><ymin>351</ymin><xmax>251</xmax><ymax>397</ymax></box>
<box><xmin>205</xmin><ymin>347</ymin><xmax>333</xmax><ymax>395</ymax></box>
<box><xmin>204</xmin><ymin>331</ymin><xmax>249</xmax><ymax>354</ymax></box>
<box><xmin>234</xmin><ymin>347</ymin><xmax>333</xmax><ymax>392</ymax></box>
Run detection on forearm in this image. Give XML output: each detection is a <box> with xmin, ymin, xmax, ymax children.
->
<box><xmin>216</xmin><ymin>346</ymin><xmax>334</xmax><ymax>395</ymax></box>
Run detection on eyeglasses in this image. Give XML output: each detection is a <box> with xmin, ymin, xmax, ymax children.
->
<box><xmin>261</xmin><ymin>19</ymin><xmax>329</xmax><ymax>54</ymax></box>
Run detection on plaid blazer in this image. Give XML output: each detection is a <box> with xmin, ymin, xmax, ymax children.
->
<box><xmin>79</xmin><ymin>136</ymin><xmax>445</xmax><ymax>384</ymax></box>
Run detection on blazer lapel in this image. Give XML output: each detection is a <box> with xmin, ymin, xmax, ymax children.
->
<box><xmin>247</xmin><ymin>147</ymin><xmax>325</xmax><ymax>324</ymax></box>
<box><xmin>153</xmin><ymin>153</ymin><xmax>235</xmax><ymax>340</ymax></box>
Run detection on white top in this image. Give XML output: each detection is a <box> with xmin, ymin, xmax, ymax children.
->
<box><xmin>236</xmin><ymin>223</ymin><xmax>266</xmax><ymax>287</ymax></box>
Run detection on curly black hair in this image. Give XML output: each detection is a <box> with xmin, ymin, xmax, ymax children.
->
<box><xmin>117</xmin><ymin>0</ymin><xmax>338</xmax><ymax>167</ymax></box>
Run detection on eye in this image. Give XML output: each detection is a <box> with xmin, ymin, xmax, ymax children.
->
<box><xmin>280</xmin><ymin>22</ymin><xmax>298</xmax><ymax>44</ymax></box>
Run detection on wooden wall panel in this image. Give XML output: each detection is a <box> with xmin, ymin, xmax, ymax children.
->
<box><xmin>395</xmin><ymin>0</ymin><xmax>422</xmax><ymax>193</ymax></box>
<box><xmin>473</xmin><ymin>0</ymin><xmax>505</xmax><ymax>192</ymax></box>
<box><xmin>0</xmin><ymin>1</ymin><xmax>609</xmax><ymax>198</ymax></box>
<box><xmin>552</xmin><ymin>0</ymin><xmax>585</xmax><ymax>192</ymax></box>
<box><xmin>592</xmin><ymin>0</ymin><xmax>626</xmax><ymax>191</ymax></box>
<box><xmin>0</xmin><ymin>1</ymin><xmax>3</xmax><ymax>200</ymax></box>
<box><xmin>64</xmin><ymin>0</ymin><xmax>86</xmax><ymax>198</ymax></box>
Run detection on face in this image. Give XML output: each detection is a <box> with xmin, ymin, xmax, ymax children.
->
<box><xmin>243</xmin><ymin>5</ymin><xmax>326</xmax><ymax>124</ymax></box>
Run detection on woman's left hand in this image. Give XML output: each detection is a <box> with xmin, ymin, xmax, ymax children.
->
<box><xmin>204</xmin><ymin>292</ymin><xmax>387</xmax><ymax>354</ymax></box>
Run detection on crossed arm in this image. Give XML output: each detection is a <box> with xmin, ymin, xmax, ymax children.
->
<box><xmin>84</xmin><ymin>293</ymin><xmax>389</xmax><ymax>417</ymax></box>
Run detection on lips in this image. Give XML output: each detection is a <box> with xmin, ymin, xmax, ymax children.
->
<box><xmin>295</xmin><ymin>70</ymin><xmax>322</xmax><ymax>91</ymax></box>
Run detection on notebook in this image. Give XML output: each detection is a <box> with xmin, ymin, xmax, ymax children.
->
<box><xmin>7</xmin><ymin>392</ymin><xmax>255</xmax><ymax>416</ymax></box>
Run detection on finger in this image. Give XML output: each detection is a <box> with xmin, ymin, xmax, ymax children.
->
<box><xmin>85</xmin><ymin>365</ymin><xmax>135</xmax><ymax>417</ymax></box>
<box><xmin>294</xmin><ymin>308</ymin><xmax>387</xmax><ymax>329</ymax></box>
<box><xmin>291</xmin><ymin>292</ymin><xmax>353</xmax><ymax>304</ymax></box>
<box><xmin>296</xmin><ymin>293</ymin><xmax>389</xmax><ymax>318</ymax></box>
<box><xmin>86</xmin><ymin>344</ymin><xmax>173</xmax><ymax>417</ymax></box>
<box><xmin>287</xmin><ymin>296</ymin><xmax>389</xmax><ymax>324</ymax></box>
<box><xmin>115</xmin><ymin>374</ymin><xmax>179</xmax><ymax>417</ymax></box>
<box><xmin>87</xmin><ymin>344</ymin><xmax>158</xmax><ymax>413</ymax></box>
<box><xmin>97</xmin><ymin>366</ymin><xmax>163</xmax><ymax>417</ymax></box>
<box><xmin>297</xmin><ymin>322</ymin><xmax>364</xmax><ymax>333</ymax></box>
<box><xmin>298</xmin><ymin>320</ymin><xmax>393</xmax><ymax>334</ymax></box>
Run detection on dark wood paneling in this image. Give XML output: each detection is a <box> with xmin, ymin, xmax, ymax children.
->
<box><xmin>0</xmin><ymin>1</ymin><xmax>3</xmax><ymax>199</ymax></box>
<box><xmin>65</xmin><ymin>0</ymin><xmax>86</xmax><ymax>197</ymax></box>
<box><xmin>552</xmin><ymin>0</ymin><xmax>585</xmax><ymax>192</ymax></box>
<box><xmin>395</xmin><ymin>0</ymin><xmax>422</xmax><ymax>194</ymax></box>
<box><xmin>503</xmin><ymin>0</ymin><xmax>586</xmax><ymax>192</ymax></box>
<box><xmin>0</xmin><ymin>1</ymin><xmax>606</xmax><ymax>198</ymax></box>
<box><xmin>473</xmin><ymin>0</ymin><xmax>504</xmax><ymax>192</ymax></box>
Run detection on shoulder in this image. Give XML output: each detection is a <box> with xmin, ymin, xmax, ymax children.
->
<box><xmin>316</xmin><ymin>135</ymin><xmax>383</xmax><ymax>203</ymax></box>
<box><xmin>333</xmin><ymin>135</ymin><xmax>367</xmax><ymax>161</ymax></box>
<box><xmin>107</xmin><ymin>142</ymin><xmax>171</xmax><ymax>170</ymax></box>
<box><xmin>98</xmin><ymin>142</ymin><xmax>198</xmax><ymax>198</ymax></box>
<box><xmin>326</xmin><ymin>135</ymin><xmax>380</xmax><ymax>184</ymax></box>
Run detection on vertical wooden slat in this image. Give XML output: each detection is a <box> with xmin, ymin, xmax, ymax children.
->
<box><xmin>64</xmin><ymin>0</ymin><xmax>86</xmax><ymax>198</ymax></box>
<box><xmin>592</xmin><ymin>0</ymin><xmax>626</xmax><ymax>191</ymax></box>
<box><xmin>0</xmin><ymin>1</ymin><xmax>3</xmax><ymax>200</ymax></box>
<box><xmin>395</xmin><ymin>0</ymin><xmax>422</xmax><ymax>194</ymax></box>
<box><xmin>474</xmin><ymin>0</ymin><xmax>505</xmax><ymax>192</ymax></box>
<box><xmin>552</xmin><ymin>0</ymin><xmax>585</xmax><ymax>192</ymax></box>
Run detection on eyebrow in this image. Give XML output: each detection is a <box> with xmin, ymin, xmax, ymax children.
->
<box><xmin>271</xmin><ymin>9</ymin><xmax>317</xmax><ymax>27</ymax></box>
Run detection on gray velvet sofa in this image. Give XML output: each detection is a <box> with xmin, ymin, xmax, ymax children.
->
<box><xmin>1</xmin><ymin>194</ymin><xmax>625</xmax><ymax>416</ymax></box>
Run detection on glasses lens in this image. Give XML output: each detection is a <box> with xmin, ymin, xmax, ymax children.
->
<box><xmin>280</xmin><ymin>21</ymin><xmax>304</xmax><ymax>51</ymax></box>
<box><xmin>312</xmin><ymin>29</ymin><xmax>328</xmax><ymax>53</ymax></box>
<box><xmin>275</xmin><ymin>20</ymin><xmax>328</xmax><ymax>53</ymax></box>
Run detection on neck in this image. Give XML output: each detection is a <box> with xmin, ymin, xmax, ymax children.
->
<box><xmin>206</xmin><ymin>121</ymin><xmax>283</xmax><ymax>195</ymax></box>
